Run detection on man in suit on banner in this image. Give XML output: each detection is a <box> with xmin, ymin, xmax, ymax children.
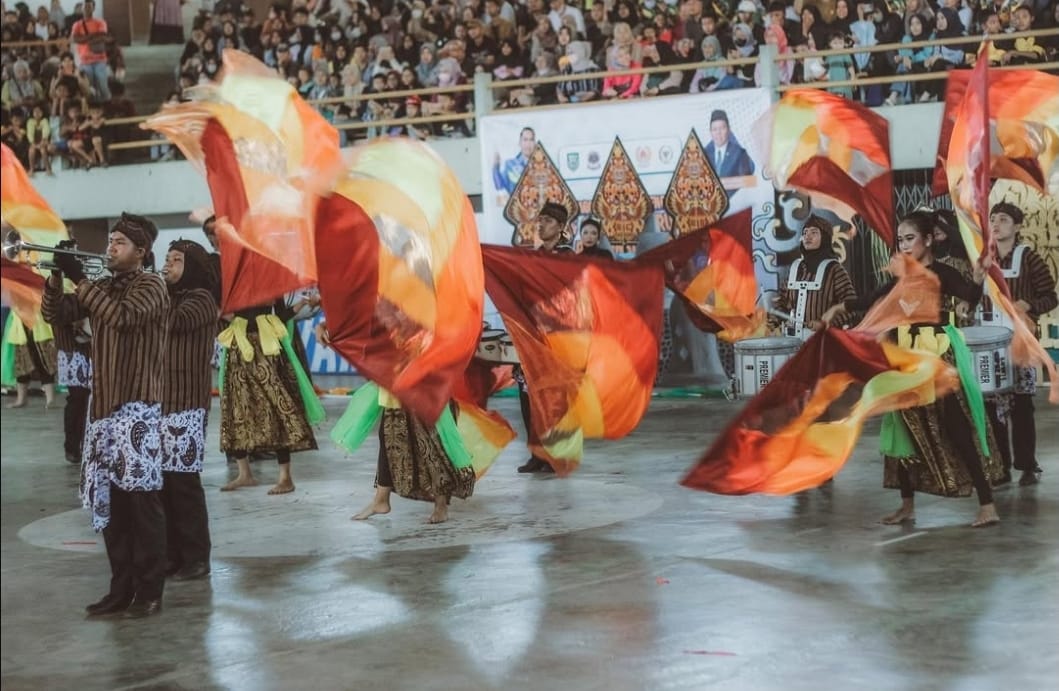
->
<box><xmin>704</xmin><ymin>109</ymin><xmax>754</xmax><ymax>196</ymax></box>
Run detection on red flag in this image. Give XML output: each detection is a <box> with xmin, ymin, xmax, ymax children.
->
<box><xmin>200</xmin><ymin>120</ymin><xmax>311</xmax><ymax>312</ymax></box>
<box><xmin>482</xmin><ymin>247</ymin><xmax>663</xmax><ymax>474</ymax></box>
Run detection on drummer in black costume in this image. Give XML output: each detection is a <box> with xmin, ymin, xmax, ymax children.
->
<box><xmin>769</xmin><ymin>215</ymin><xmax>857</xmax><ymax>338</ymax></box>
<box><xmin>980</xmin><ymin>202</ymin><xmax>1058</xmax><ymax>486</ymax></box>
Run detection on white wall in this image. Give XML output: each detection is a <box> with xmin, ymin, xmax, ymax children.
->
<box><xmin>36</xmin><ymin>103</ymin><xmax>941</xmax><ymax>222</ymax></box>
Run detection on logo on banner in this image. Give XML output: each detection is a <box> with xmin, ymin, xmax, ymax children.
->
<box><xmin>587</xmin><ymin>150</ymin><xmax>601</xmax><ymax>170</ymax></box>
<box><xmin>636</xmin><ymin>146</ymin><xmax>651</xmax><ymax>167</ymax></box>
<box><xmin>566</xmin><ymin>152</ymin><xmax>580</xmax><ymax>171</ymax></box>
<box><xmin>659</xmin><ymin>145</ymin><xmax>674</xmax><ymax>165</ymax></box>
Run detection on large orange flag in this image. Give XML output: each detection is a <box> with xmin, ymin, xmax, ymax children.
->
<box><xmin>482</xmin><ymin>247</ymin><xmax>663</xmax><ymax>474</ymax></box>
<box><xmin>314</xmin><ymin>138</ymin><xmax>485</xmax><ymax>424</ymax></box>
<box><xmin>754</xmin><ymin>89</ymin><xmax>894</xmax><ymax>245</ymax></box>
<box><xmin>1</xmin><ymin>144</ymin><xmax>67</xmax><ymax>325</ymax></box>
<box><xmin>682</xmin><ymin>256</ymin><xmax>956</xmax><ymax>495</ymax></box>
<box><xmin>143</xmin><ymin>50</ymin><xmax>343</xmax><ymax>312</ymax></box>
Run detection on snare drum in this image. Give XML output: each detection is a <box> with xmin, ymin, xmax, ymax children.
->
<box><xmin>477</xmin><ymin>330</ymin><xmax>507</xmax><ymax>362</ymax></box>
<box><xmin>962</xmin><ymin>325</ymin><xmax>1013</xmax><ymax>395</ymax></box>
<box><xmin>499</xmin><ymin>334</ymin><xmax>521</xmax><ymax>364</ymax></box>
<box><xmin>733</xmin><ymin>337</ymin><xmax>801</xmax><ymax>398</ymax></box>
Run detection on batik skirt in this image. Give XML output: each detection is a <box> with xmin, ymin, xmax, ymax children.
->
<box><xmin>379</xmin><ymin>408</ymin><xmax>475</xmax><ymax>503</ymax></box>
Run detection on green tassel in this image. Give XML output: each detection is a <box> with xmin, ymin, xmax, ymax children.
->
<box><xmin>1</xmin><ymin>312</ymin><xmax>17</xmax><ymax>388</ymax></box>
<box><xmin>330</xmin><ymin>382</ymin><xmax>382</xmax><ymax>454</ymax></box>
<box><xmin>436</xmin><ymin>404</ymin><xmax>472</xmax><ymax>470</ymax></box>
<box><xmin>280</xmin><ymin>321</ymin><xmax>325</xmax><ymax>425</ymax></box>
<box><xmin>879</xmin><ymin>411</ymin><xmax>916</xmax><ymax>458</ymax></box>
<box><xmin>945</xmin><ymin>325</ymin><xmax>990</xmax><ymax>454</ymax></box>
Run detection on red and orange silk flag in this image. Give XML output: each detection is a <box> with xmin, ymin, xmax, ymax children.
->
<box><xmin>482</xmin><ymin>247</ymin><xmax>663</xmax><ymax>474</ymax></box>
<box><xmin>638</xmin><ymin>209</ymin><xmax>763</xmax><ymax>340</ymax></box>
<box><xmin>946</xmin><ymin>45</ymin><xmax>1059</xmax><ymax>403</ymax></box>
<box><xmin>314</xmin><ymin>138</ymin><xmax>485</xmax><ymax>424</ymax></box>
<box><xmin>932</xmin><ymin>65</ymin><xmax>1059</xmax><ymax>197</ymax></box>
<box><xmin>1</xmin><ymin>144</ymin><xmax>68</xmax><ymax>325</ymax></box>
<box><xmin>143</xmin><ymin>50</ymin><xmax>343</xmax><ymax>312</ymax></box>
<box><xmin>682</xmin><ymin>255</ymin><xmax>957</xmax><ymax>495</ymax></box>
<box><xmin>755</xmin><ymin>89</ymin><xmax>894</xmax><ymax>245</ymax></box>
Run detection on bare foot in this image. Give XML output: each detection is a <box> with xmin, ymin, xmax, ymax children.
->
<box><xmin>428</xmin><ymin>499</ymin><xmax>449</xmax><ymax>524</ymax></box>
<box><xmin>267</xmin><ymin>480</ymin><xmax>295</xmax><ymax>495</ymax></box>
<box><xmin>971</xmin><ymin>504</ymin><xmax>999</xmax><ymax>528</ymax></box>
<box><xmin>880</xmin><ymin>507</ymin><xmax>915</xmax><ymax>525</ymax></box>
<box><xmin>220</xmin><ymin>475</ymin><xmax>258</xmax><ymax>492</ymax></box>
<box><xmin>352</xmin><ymin>501</ymin><xmax>391</xmax><ymax>520</ymax></box>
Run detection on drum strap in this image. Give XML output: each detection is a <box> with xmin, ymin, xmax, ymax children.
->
<box><xmin>1000</xmin><ymin>244</ymin><xmax>1026</xmax><ymax>279</ymax></box>
<box><xmin>788</xmin><ymin>258</ymin><xmax>834</xmax><ymax>339</ymax></box>
<box><xmin>975</xmin><ymin>245</ymin><xmax>1027</xmax><ymax>327</ymax></box>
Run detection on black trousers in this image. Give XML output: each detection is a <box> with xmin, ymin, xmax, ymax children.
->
<box><xmin>64</xmin><ymin>386</ymin><xmax>90</xmax><ymax>456</ymax></box>
<box><xmin>897</xmin><ymin>395</ymin><xmax>994</xmax><ymax>505</ymax></box>
<box><xmin>161</xmin><ymin>471</ymin><xmax>211</xmax><ymax>568</ymax></box>
<box><xmin>102</xmin><ymin>485</ymin><xmax>167</xmax><ymax>602</ymax></box>
<box><xmin>517</xmin><ymin>374</ymin><xmax>542</xmax><ymax>455</ymax></box>
<box><xmin>990</xmin><ymin>393</ymin><xmax>1039</xmax><ymax>473</ymax></box>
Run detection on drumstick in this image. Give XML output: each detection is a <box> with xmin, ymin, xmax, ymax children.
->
<box><xmin>765</xmin><ymin>307</ymin><xmax>794</xmax><ymax>322</ymax></box>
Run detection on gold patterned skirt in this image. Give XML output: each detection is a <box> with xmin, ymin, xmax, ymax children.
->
<box><xmin>883</xmin><ymin>385</ymin><xmax>1004</xmax><ymax>498</ymax></box>
<box><xmin>219</xmin><ymin>333</ymin><xmax>317</xmax><ymax>455</ymax></box>
<box><xmin>378</xmin><ymin>408</ymin><xmax>475</xmax><ymax>503</ymax></box>
<box><xmin>14</xmin><ymin>337</ymin><xmax>57</xmax><ymax>381</ymax></box>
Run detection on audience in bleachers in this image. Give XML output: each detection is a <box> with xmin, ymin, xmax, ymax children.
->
<box><xmin>2</xmin><ymin>0</ymin><xmax>130</xmax><ymax>171</ymax></box>
<box><xmin>3</xmin><ymin>0</ymin><xmax>1057</xmax><ymax>161</ymax></box>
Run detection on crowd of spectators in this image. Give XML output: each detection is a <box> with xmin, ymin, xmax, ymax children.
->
<box><xmin>169</xmin><ymin>0</ymin><xmax>1058</xmax><ymax>144</ymax></box>
<box><xmin>1</xmin><ymin>0</ymin><xmax>135</xmax><ymax>172</ymax></box>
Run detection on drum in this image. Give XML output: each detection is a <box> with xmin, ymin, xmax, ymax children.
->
<box><xmin>499</xmin><ymin>334</ymin><xmax>521</xmax><ymax>364</ymax></box>
<box><xmin>733</xmin><ymin>337</ymin><xmax>801</xmax><ymax>398</ymax></box>
<box><xmin>476</xmin><ymin>329</ymin><xmax>507</xmax><ymax>362</ymax></box>
<box><xmin>962</xmin><ymin>325</ymin><xmax>1014</xmax><ymax>395</ymax></box>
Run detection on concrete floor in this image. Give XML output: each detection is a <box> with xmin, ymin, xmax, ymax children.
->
<box><xmin>1</xmin><ymin>390</ymin><xmax>1057</xmax><ymax>691</ymax></box>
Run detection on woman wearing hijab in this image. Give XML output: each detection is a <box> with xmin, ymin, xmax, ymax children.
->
<box><xmin>640</xmin><ymin>41</ymin><xmax>683</xmax><ymax>96</ymax></box>
<box><xmin>769</xmin><ymin>215</ymin><xmax>857</xmax><ymax>339</ymax></box>
<box><xmin>913</xmin><ymin>7</ymin><xmax>965</xmax><ymax>102</ymax></box>
<box><xmin>689</xmin><ymin>35</ymin><xmax>734</xmax><ymax>91</ymax></box>
<box><xmin>727</xmin><ymin>22</ymin><xmax>758</xmax><ymax>87</ymax></box>
<box><xmin>415</xmin><ymin>42</ymin><xmax>440</xmax><ymax>87</ymax></box>
<box><xmin>754</xmin><ymin>23</ymin><xmax>793</xmax><ymax>86</ymax></box>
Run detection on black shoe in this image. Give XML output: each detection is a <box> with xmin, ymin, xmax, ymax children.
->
<box><xmin>996</xmin><ymin>471</ymin><xmax>1012</xmax><ymax>487</ymax></box>
<box><xmin>518</xmin><ymin>457</ymin><xmax>545</xmax><ymax>473</ymax></box>
<box><xmin>171</xmin><ymin>562</ymin><xmax>210</xmax><ymax>581</ymax></box>
<box><xmin>85</xmin><ymin>593</ymin><xmax>132</xmax><ymax>617</ymax></box>
<box><xmin>123</xmin><ymin>598</ymin><xmax>162</xmax><ymax>619</ymax></box>
<box><xmin>1018</xmin><ymin>470</ymin><xmax>1041</xmax><ymax>486</ymax></box>
<box><xmin>65</xmin><ymin>451</ymin><xmax>80</xmax><ymax>465</ymax></box>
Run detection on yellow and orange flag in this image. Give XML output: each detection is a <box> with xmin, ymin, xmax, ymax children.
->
<box><xmin>1</xmin><ymin>143</ymin><xmax>67</xmax><ymax>325</ymax></box>
<box><xmin>143</xmin><ymin>50</ymin><xmax>343</xmax><ymax>312</ymax></box>
<box><xmin>755</xmin><ymin>89</ymin><xmax>894</xmax><ymax>244</ymax></box>
<box><xmin>315</xmin><ymin>138</ymin><xmax>486</xmax><ymax>424</ymax></box>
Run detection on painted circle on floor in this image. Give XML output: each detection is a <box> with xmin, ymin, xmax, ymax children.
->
<box><xmin>18</xmin><ymin>476</ymin><xmax>663</xmax><ymax>557</ymax></box>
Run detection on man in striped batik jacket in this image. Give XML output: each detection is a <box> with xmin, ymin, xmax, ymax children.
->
<box><xmin>43</xmin><ymin>213</ymin><xmax>169</xmax><ymax>619</ymax></box>
<box><xmin>160</xmin><ymin>239</ymin><xmax>218</xmax><ymax>582</ymax></box>
<box><xmin>985</xmin><ymin>202</ymin><xmax>1058</xmax><ymax>487</ymax></box>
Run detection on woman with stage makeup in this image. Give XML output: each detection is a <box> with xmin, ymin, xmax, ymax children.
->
<box><xmin>822</xmin><ymin>210</ymin><xmax>1004</xmax><ymax>528</ymax></box>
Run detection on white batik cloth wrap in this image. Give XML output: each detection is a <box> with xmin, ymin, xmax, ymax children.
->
<box><xmin>57</xmin><ymin>350</ymin><xmax>93</xmax><ymax>389</ymax></box>
<box><xmin>80</xmin><ymin>400</ymin><xmax>164</xmax><ymax>531</ymax></box>
<box><xmin>160</xmin><ymin>408</ymin><xmax>207</xmax><ymax>473</ymax></box>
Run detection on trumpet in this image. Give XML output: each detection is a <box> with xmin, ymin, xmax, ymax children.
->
<box><xmin>2</xmin><ymin>229</ymin><xmax>108</xmax><ymax>276</ymax></box>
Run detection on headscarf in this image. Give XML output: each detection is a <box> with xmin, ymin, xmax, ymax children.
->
<box><xmin>934</xmin><ymin>7</ymin><xmax>964</xmax><ymax>39</ymax></box>
<box><xmin>111</xmin><ymin>212</ymin><xmax>158</xmax><ymax>268</ymax></box>
<box><xmin>564</xmin><ymin>41</ymin><xmax>596</xmax><ymax>72</ymax></box>
<box><xmin>732</xmin><ymin>23</ymin><xmax>757</xmax><ymax>58</ymax></box>
<box><xmin>698</xmin><ymin>35</ymin><xmax>726</xmax><ymax>82</ymax></box>
<box><xmin>415</xmin><ymin>42</ymin><xmax>438</xmax><ymax>86</ymax></box>
<box><xmin>167</xmin><ymin>239</ymin><xmax>218</xmax><ymax>297</ymax></box>
<box><xmin>799</xmin><ymin>215</ymin><xmax>837</xmax><ymax>274</ymax></box>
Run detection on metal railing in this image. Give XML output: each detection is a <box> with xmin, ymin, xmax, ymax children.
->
<box><xmin>4</xmin><ymin>28</ymin><xmax>1054</xmax><ymax>160</ymax></box>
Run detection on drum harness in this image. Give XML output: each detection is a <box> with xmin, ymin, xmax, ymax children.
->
<box><xmin>786</xmin><ymin>257</ymin><xmax>835</xmax><ymax>340</ymax></box>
